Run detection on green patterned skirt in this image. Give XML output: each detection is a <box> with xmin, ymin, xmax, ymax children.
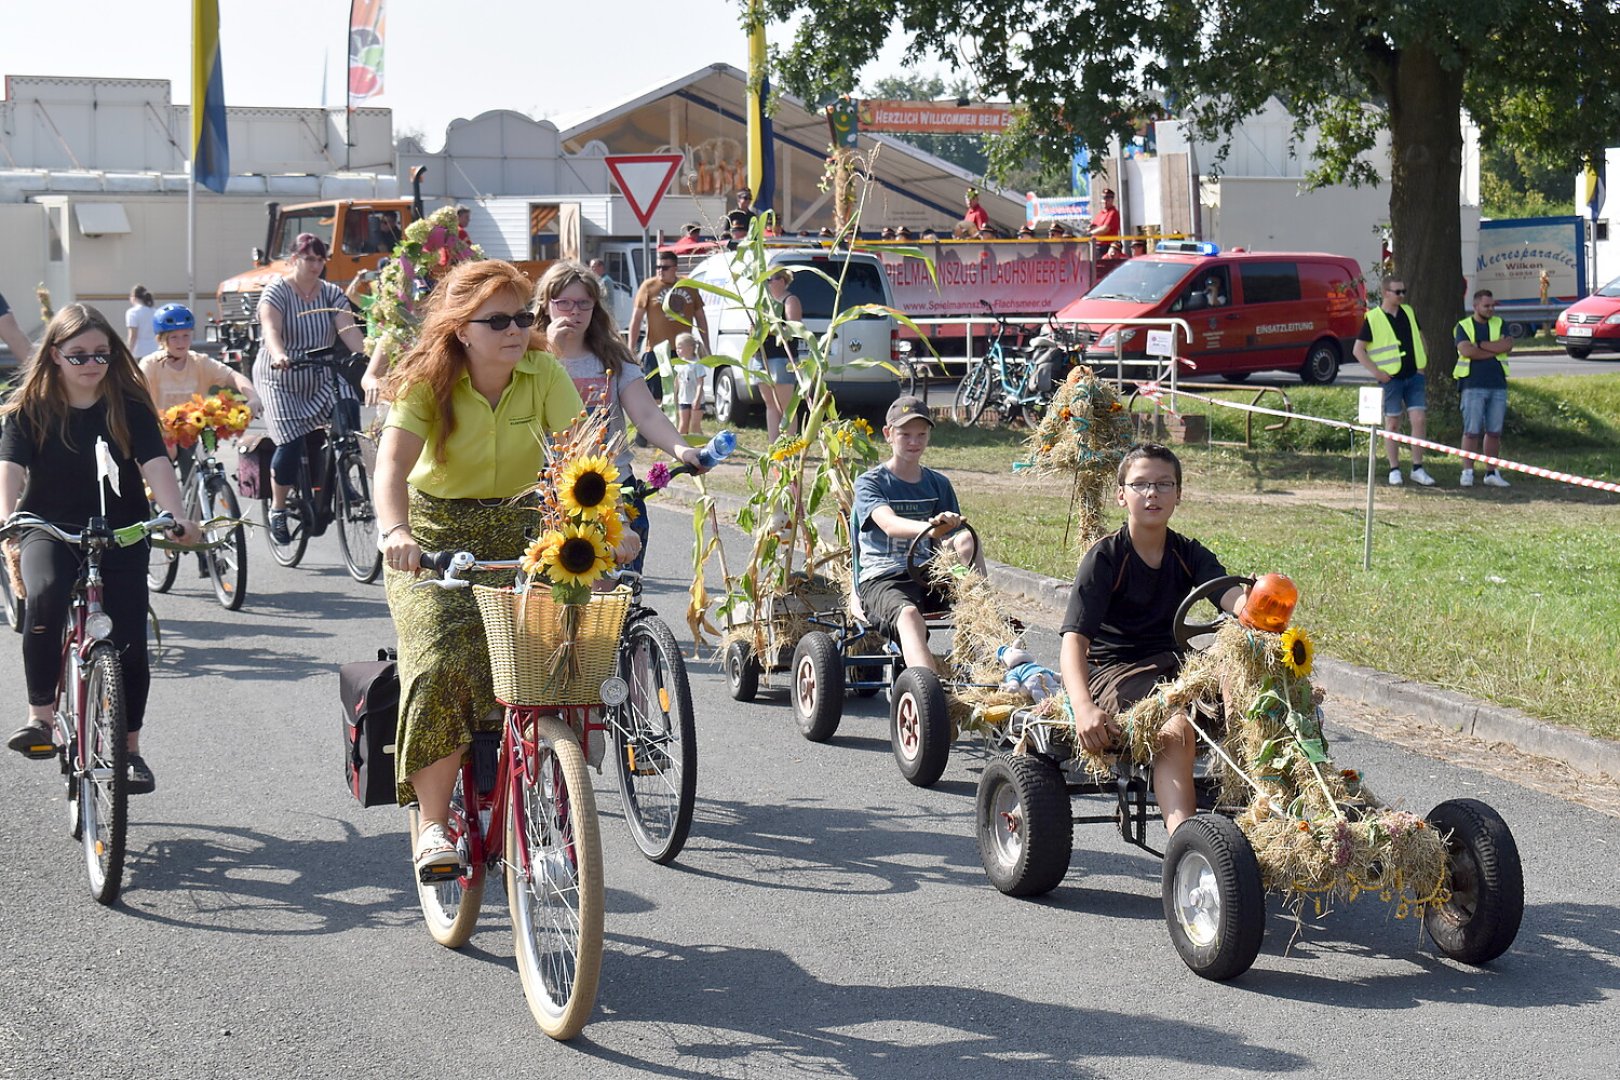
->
<box><xmin>385</xmin><ymin>488</ymin><xmax>535</xmax><ymax>805</ymax></box>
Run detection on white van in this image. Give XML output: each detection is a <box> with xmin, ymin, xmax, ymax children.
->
<box><xmin>686</xmin><ymin>246</ymin><xmax>903</xmax><ymax>423</ymax></box>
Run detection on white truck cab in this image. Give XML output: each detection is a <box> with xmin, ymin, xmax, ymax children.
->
<box><xmin>685</xmin><ymin>246</ymin><xmax>902</xmax><ymax>423</ymax></box>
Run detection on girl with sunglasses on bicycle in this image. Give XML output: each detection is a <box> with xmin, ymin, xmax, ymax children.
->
<box><xmin>374</xmin><ymin>260</ymin><xmax>588</xmax><ymax>876</ymax></box>
<box><xmin>534</xmin><ymin>261</ymin><xmax>706</xmax><ymax>574</ymax></box>
<box><xmin>0</xmin><ymin>305</ymin><xmax>199</xmax><ymax>791</ymax></box>
<box><xmin>254</xmin><ymin>233</ymin><xmax>369</xmax><ymax>545</ymax></box>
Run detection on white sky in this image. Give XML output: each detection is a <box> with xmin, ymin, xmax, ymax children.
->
<box><xmin>0</xmin><ymin>0</ymin><xmax>944</xmax><ymax>150</ymax></box>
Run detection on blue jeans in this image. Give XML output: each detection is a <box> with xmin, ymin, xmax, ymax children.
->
<box><xmin>1381</xmin><ymin>372</ymin><xmax>1426</xmax><ymax>415</ymax></box>
<box><xmin>1460</xmin><ymin>387</ymin><xmax>1507</xmax><ymax>435</ymax></box>
<box><xmin>626</xmin><ymin>483</ymin><xmax>650</xmax><ymax>575</ymax></box>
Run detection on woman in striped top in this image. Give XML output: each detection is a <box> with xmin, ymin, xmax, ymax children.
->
<box><xmin>251</xmin><ymin>232</ymin><xmax>368</xmax><ymax>543</ymax></box>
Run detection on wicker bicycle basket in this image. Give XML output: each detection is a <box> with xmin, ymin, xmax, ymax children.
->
<box><xmin>473</xmin><ymin>585</ymin><xmax>632</xmax><ymax>706</ymax></box>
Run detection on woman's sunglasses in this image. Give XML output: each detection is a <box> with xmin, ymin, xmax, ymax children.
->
<box><xmin>467</xmin><ymin>311</ymin><xmax>538</xmax><ymax>331</ymax></box>
<box><xmin>58</xmin><ymin>350</ymin><xmax>113</xmax><ymax>366</ymax></box>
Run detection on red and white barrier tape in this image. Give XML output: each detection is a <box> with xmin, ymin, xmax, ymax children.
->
<box><xmin>1135</xmin><ymin>383</ymin><xmax>1620</xmax><ymax>495</ymax></box>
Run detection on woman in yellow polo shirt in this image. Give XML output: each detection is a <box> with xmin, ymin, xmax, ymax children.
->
<box><xmin>374</xmin><ymin>259</ymin><xmax>585</xmax><ymax>876</ymax></box>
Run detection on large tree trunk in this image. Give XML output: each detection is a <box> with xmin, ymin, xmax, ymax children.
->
<box><xmin>1386</xmin><ymin>44</ymin><xmax>1465</xmax><ymax>412</ymax></box>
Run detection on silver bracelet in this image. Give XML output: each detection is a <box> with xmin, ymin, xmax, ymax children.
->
<box><xmin>379</xmin><ymin>522</ymin><xmax>412</xmax><ymax>540</ymax></box>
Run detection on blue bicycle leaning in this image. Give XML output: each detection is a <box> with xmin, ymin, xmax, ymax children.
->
<box><xmin>951</xmin><ymin>300</ymin><xmax>1044</xmax><ymax>427</ymax></box>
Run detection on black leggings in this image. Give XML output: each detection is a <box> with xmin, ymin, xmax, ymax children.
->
<box><xmin>270</xmin><ymin>399</ymin><xmax>359</xmax><ymax>486</ymax></box>
<box><xmin>19</xmin><ymin>538</ymin><xmax>151</xmax><ymax>731</ymax></box>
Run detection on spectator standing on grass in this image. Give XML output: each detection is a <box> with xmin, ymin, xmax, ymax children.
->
<box><xmin>1454</xmin><ymin>289</ymin><xmax>1513</xmax><ymax>488</ymax></box>
<box><xmin>125</xmin><ymin>285</ymin><xmax>158</xmax><ymax>360</ymax></box>
<box><xmin>0</xmin><ymin>291</ymin><xmax>32</xmax><ymax>363</ymax></box>
<box><xmin>628</xmin><ymin>252</ymin><xmax>709</xmax><ymax>420</ymax></box>
<box><xmin>1353</xmin><ymin>276</ymin><xmax>1435</xmax><ymax>486</ymax></box>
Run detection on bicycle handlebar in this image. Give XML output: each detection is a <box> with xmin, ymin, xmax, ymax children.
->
<box><xmin>0</xmin><ymin>511</ymin><xmax>180</xmax><ymax>549</ymax></box>
<box><xmin>412</xmin><ymin>549</ymin><xmax>642</xmax><ymax>592</ymax></box>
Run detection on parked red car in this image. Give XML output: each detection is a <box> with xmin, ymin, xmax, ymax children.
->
<box><xmin>1553</xmin><ymin>275</ymin><xmax>1620</xmax><ymax>359</ymax></box>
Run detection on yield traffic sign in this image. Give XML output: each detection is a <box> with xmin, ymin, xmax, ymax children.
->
<box><xmin>604</xmin><ymin>153</ymin><xmax>685</xmax><ymax>229</ymax></box>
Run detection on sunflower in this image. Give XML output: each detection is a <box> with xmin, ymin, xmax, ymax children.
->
<box><xmin>521</xmin><ymin>532</ymin><xmax>561</xmax><ymax>577</ymax></box>
<box><xmin>542</xmin><ymin>523</ymin><xmax>613</xmax><ymax>587</ymax></box>
<box><xmin>599</xmin><ymin>509</ymin><xmax>626</xmax><ymax>549</ymax></box>
<box><xmin>1279</xmin><ymin>625</ymin><xmax>1315</xmax><ymax>678</ymax></box>
<box><xmin>558</xmin><ymin>455</ymin><xmax>622</xmax><ymax>520</ymax></box>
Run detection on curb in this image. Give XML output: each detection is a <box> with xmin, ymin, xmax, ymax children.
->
<box><xmin>653</xmin><ymin>478</ymin><xmax>1619</xmax><ymax>781</ymax></box>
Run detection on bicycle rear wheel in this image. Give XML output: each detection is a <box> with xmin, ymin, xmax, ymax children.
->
<box><xmin>409</xmin><ymin>764</ymin><xmax>485</xmax><ymax>948</ymax></box>
<box><xmin>333</xmin><ymin>448</ymin><xmax>381</xmax><ymax>583</ymax></box>
<box><xmin>951</xmin><ymin>360</ymin><xmax>994</xmax><ymax>427</ymax></box>
<box><xmin>81</xmin><ymin>644</ymin><xmax>128</xmax><ymax>905</ymax></box>
<box><xmin>506</xmin><ymin>716</ymin><xmax>603</xmax><ymax>1041</ymax></box>
<box><xmin>611</xmin><ymin>616</ymin><xmax>697</xmax><ymax>864</ymax></box>
<box><xmin>204</xmin><ymin>481</ymin><xmax>248</xmax><ymax>610</ymax></box>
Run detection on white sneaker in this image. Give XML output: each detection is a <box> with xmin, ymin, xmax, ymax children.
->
<box><xmin>1459</xmin><ymin>469</ymin><xmax>1474</xmax><ymax>487</ymax></box>
<box><xmin>1410</xmin><ymin>467</ymin><xmax>1436</xmax><ymax>487</ymax></box>
<box><xmin>1483</xmin><ymin>471</ymin><xmax>1511</xmax><ymax>488</ymax></box>
<box><xmin>414</xmin><ymin>821</ymin><xmax>461</xmax><ymax>874</ymax></box>
<box><xmin>1387</xmin><ymin>468</ymin><xmax>1403</xmax><ymax>486</ymax></box>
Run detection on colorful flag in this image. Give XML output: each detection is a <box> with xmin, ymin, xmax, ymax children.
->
<box><xmin>348</xmin><ymin>0</ymin><xmax>387</xmax><ymax>103</ymax></box>
<box><xmin>191</xmin><ymin>0</ymin><xmax>230</xmax><ymax>193</ymax></box>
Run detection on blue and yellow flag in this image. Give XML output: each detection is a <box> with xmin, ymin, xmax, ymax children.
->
<box><xmin>191</xmin><ymin>0</ymin><xmax>229</xmax><ymax>193</ymax></box>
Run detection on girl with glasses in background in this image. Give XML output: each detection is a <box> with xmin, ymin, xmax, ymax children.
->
<box><xmin>535</xmin><ymin>261</ymin><xmax>707</xmax><ymax>574</ymax></box>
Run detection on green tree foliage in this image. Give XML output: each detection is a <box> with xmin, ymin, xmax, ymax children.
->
<box><xmin>1480</xmin><ymin>145</ymin><xmax>1576</xmax><ymax>220</ymax></box>
<box><xmin>762</xmin><ymin>0</ymin><xmax>1620</xmax><ymax>396</ymax></box>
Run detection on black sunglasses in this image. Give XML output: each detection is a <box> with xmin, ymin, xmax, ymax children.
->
<box><xmin>467</xmin><ymin>311</ymin><xmax>538</xmax><ymax>331</ymax></box>
<box><xmin>1389</xmin><ymin>288</ymin><xmax>1407</xmax><ymax>295</ymax></box>
<box><xmin>59</xmin><ymin>350</ymin><xmax>114</xmax><ymax>366</ymax></box>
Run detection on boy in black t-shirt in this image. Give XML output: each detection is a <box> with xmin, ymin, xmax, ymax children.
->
<box><xmin>1059</xmin><ymin>444</ymin><xmax>1247</xmax><ymax>835</ymax></box>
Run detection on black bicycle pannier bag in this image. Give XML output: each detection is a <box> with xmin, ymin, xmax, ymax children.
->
<box><xmin>339</xmin><ymin>648</ymin><xmax>399</xmax><ymax>807</ymax></box>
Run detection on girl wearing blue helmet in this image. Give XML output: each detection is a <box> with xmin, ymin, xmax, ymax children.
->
<box><xmin>137</xmin><ymin>304</ymin><xmax>260</xmax><ymax>441</ymax></box>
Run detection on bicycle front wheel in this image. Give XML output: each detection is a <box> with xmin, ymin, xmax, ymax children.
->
<box><xmin>611</xmin><ymin>616</ymin><xmax>697</xmax><ymax>864</ymax></box>
<box><xmin>146</xmin><ymin>528</ymin><xmax>179</xmax><ymax>592</ymax></box>
<box><xmin>409</xmin><ymin>763</ymin><xmax>485</xmax><ymax>948</ymax></box>
<box><xmin>262</xmin><ymin>496</ymin><xmax>309</xmax><ymax>567</ymax></box>
<box><xmin>333</xmin><ymin>449</ymin><xmax>381</xmax><ymax>583</ymax></box>
<box><xmin>506</xmin><ymin>716</ymin><xmax>603</xmax><ymax>1041</ymax></box>
<box><xmin>951</xmin><ymin>360</ymin><xmax>994</xmax><ymax>427</ymax></box>
<box><xmin>81</xmin><ymin>644</ymin><xmax>129</xmax><ymax>905</ymax></box>
<box><xmin>204</xmin><ymin>482</ymin><xmax>249</xmax><ymax>610</ymax></box>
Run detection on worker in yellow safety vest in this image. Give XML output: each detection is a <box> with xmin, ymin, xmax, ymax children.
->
<box><xmin>1453</xmin><ymin>289</ymin><xmax>1513</xmax><ymax>488</ymax></box>
<box><xmin>1353</xmin><ymin>276</ymin><xmax>1435</xmax><ymax>486</ymax></box>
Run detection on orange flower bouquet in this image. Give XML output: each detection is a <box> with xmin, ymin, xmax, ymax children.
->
<box><xmin>160</xmin><ymin>390</ymin><xmax>253</xmax><ymax>451</ymax></box>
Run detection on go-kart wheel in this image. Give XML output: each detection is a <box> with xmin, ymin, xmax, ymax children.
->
<box><xmin>791</xmin><ymin>632</ymin><xmax>844</xmax><ymax>742</ymax></box>
<box><xmin>977</xmin><ymin>754</ymin><xmax>1072</xmax><ymax>896</ymax></box>
<box><xmin>905</xmin><ymin>521</ymin><xmax>979</xmax><ymax>588</ymax></box>
<box><xmin>890</xmin><ymin>666</ymin><xmax>950</xmax><ymax>787</ymax></box>
<box><xmin>1162</xmin><ymin>814</ymin><xmax>1265</xmax><ymax>981</ymax></box>
<box><xmin>724</xmin><ymin>640</ymin><xmax>760</xmax><ymax>703</ymax></box>
<box><xmin>1423</xmin><ymin>798</ymin><xmax>1523</xmax><ymax>965</ymax></box>
<box><xmin>1172</xmin><ymin>574</ymin><xmax>1255</xmax><ymax>653</ymax></box>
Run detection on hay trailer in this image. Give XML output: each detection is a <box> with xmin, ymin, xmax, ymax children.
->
<box><xmin>974</xmin><ymin>575</ymin><xmax>1525</xmax><ymax>981</ymax></box>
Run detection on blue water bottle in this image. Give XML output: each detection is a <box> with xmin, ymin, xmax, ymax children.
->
<box><xmin>695</xmin><ymin>430</ymin><xmax>738</xmax><ymax>470</ymax></box>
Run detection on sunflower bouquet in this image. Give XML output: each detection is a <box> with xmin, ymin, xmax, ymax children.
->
<box><xmin>159</xmin><ymin>390</ymin><xmax>253</xmax><ymax>451</ymax></box>
<box><xmin>509</xmin><ymin>409</ymin><xmax>633</xmax><ymax>688</ymax></box>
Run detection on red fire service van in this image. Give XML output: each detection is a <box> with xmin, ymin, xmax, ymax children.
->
<box><xmin>1057</xmin><ymin>242</ymin><xmax>1366</xmax><ymax>383</ymax></box>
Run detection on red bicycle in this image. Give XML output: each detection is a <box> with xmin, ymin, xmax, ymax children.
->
<box><xmin>1</xmin><ymin>509</ymin><xmax>181</xmax><ymax>904</ymax></box>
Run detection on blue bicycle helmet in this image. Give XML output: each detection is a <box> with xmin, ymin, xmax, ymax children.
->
<box><xmin>153</xmin><ymin>303</ymin><xmax>195</xmax><ymax>334</ymax></box>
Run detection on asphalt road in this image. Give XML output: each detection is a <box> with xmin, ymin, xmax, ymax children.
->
<box><xmin>0</xmin><ymin>503</ymin><xmax>1615</xmax><ymax>1079</ymax></box>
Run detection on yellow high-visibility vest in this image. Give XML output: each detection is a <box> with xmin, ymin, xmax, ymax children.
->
<box><xmin>1454</xmin><ymin>315</ymin><xmax>1511</xmax><ymax>379</ymax></box>
<box><xmin>1364</xmin><ymin>305</ymin><xmax>1426</xmax><ymax>374</ymax></box>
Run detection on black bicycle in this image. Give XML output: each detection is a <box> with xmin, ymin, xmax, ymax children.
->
<box><xmin>260</xmin><ymin>351</ymin><xmax>381</xmax><ymax>583</ymax></box>
<box><xmin>147</xmin><ymin>437</ymin><xmax>249</xmax><ymax>610</ymax></box>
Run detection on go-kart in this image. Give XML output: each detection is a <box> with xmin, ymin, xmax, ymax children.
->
<box><xmin>973</xmin><ymin>574</ymin><xmax>1525</xmax><ymax>980</ymax></box>
<box><xmin>731</xmin><ymin>521</ymin><xmax>985</xmax><ymax>787</ymax></box>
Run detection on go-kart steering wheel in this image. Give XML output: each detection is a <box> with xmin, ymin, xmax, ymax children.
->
<box><xmin>906</xmin><ymin>520</ymin><xmax>980</xmax><ymax>588</ymax></box>
<box><xmin>1173</xmin><ymin>574</ymin><xmax>1254</xmax><ymax>653</ymax></box>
